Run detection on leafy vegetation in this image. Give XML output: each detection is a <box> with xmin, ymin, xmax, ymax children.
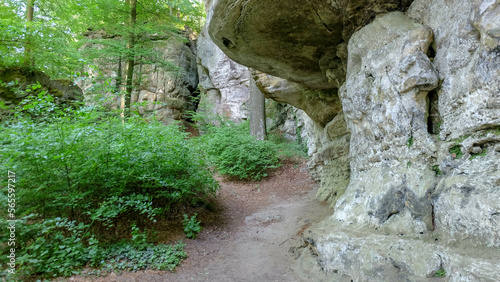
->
<box><xmin>0</xmin><ymin>77</ymin><xmax>310</xmax><ymax>279</ymax></box>
<box><xmin>0</xmin><ymin>83</ymin><xmax>217</xmax><ymax>279</ymax></box>
<box><xmin>435</xmin><ymin>267</ymin><xmax>446</xmax><ymax>277</ymax></box>
<box><xmin>183</xmin><ymin>214</ymin><xmax>202</xmax><ymax>239</ymax></box>
<box><xmin>449</xmin><ymin>145</ymin><xmax>463</xmax><ymax>159</ymax></box>
<box><xmin>90</xmin><ymin>241</ymin><xmax>187</xmax><ymax>273</ymax></box>
<box><xmin>432</xmin><ymin>165</ymin><xmax>442</xmax><ymax>176</ymax></box>
<box><xmin>0</xmin><ymin>0</ymin><xmax>309</xmax><ymax>276</ymax></box>
<box><xmin>196</xmin><ymin>121</ymin><xmax>280</xmax><ymax>181</ymax></box>
<box><xmin>188</xmin><ymin>94</ymin><xmax>307</xmax><ymax>181</ymax></box>
<box><xmin>0</xmin><ymin>0</ymin><xmax>205</xmax><ymax>80</ymax></box>
<box><xmin>406</xmin><ymin>135</ymin><xmax>414</xmax><ymax>149</ymax></box>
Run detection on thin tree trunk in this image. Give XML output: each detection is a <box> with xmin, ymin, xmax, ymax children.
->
<box><xmin>123</xmin><ymin>0</ymin><xmax>137</xmax><ymax>116</ymax></box>
<box><xmin>249</xmin><ymin>75</ymin><xmax>267</xmax><ymax>140</ymax></box>
<box><xmin>24</xmin><ymin>0</ymin><xmax>35</xmax><ymax>67</ymax></box>
<box><xmin>116</xmin><ymin>56</ymin><xmax>122</xmax><ymax>94</ymax></box>
<box><xmin>117</xmin><ymin>56</ymin><xmax>125</xmax><ymax>121</ymax></box>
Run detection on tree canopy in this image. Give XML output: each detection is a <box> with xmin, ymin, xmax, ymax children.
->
<box><xmin>0</xmin><ymin>0</ymin><xmax>205</xmax><ymax>79</ymax></box>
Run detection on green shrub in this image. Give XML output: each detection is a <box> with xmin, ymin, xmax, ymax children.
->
<box><xmin>0</xmin><ymin>215</ymin><xmax>97</xmax><ymax>278</ymax></box>
<box><xmin>183</xmin><ymin>213</ymin><xmax>202</xmax><ymax>239</ymax></box>
<box><xmin>197</xmin><ymin>121</ymin><xmax>280</xmax><ymax>181</ymax></box>
<box><xmin>1</xmin><ymin>113</ymin><xmax>218</xmax><ymax>222</ymax></box>
<box><xmin>0</xmin><ymin>90</ymin><xmax>218</xmax><ymax>278</ymax></box>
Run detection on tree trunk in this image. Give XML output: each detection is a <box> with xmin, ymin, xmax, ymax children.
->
<box><xmin>24</xmin><ymin>0</ymin><xmax>35</xmax><ymax>67</ymax></box>
<box><xmin>249</xmin><ymin>75</ymin><xmax>267</xmax><ymax>140</ymax></box>
<box><xmin>123</xmin><ymin>0</ymin><xmax>137</xmax><ymax>116</ymax></box>
<box><xmin>116</xmin><ymin>56</ymin><xmax>122</xmax><ymax>94</ymax></box>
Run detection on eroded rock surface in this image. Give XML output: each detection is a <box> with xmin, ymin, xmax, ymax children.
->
<box><xmin>334</xmin><ymin>12</ymin><xmax>438</xmax><ymax>228</ymax></box>
<box><xmin>305</xmin><ymin>4</ymin><xmax>500</xmax><ymax>281</ymax></box>
<box><xmin>208</xmin><ymin>0</ymin><xmax>413</xmax><ymax>90</ymax></box>
<box><xmin>197</xmin><ymin>3</ymin><xmax>251</xmax><ymax>122</ymax></box>
<box><xmin>208</xmin><ymin>0</ymin><xmax>500</xmax><ymax>279</ymax></box>
<box><xmin>251</xmin><ymin>71</ymin><xmax>341</xmax><ymax>127</ymax></box>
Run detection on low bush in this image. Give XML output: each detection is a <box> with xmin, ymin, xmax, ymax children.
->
<box><xmin>183</xmin><ymin>213</ymin><xmax>202</xmax><ymax>239</ymax></box>
<box><xmin>91</xmin><ymin>241</ymin><xmax>186</xmax><ymax>273</ymax></box>
<box><xmin>197</xmin><ymin>121</ymin><xmax>281</xmax><ymax>181</ymax></box>
<box><xmin>0</xmin><ymin>87</ymin><xmax>218</xmax><ymax>278</ymax></box>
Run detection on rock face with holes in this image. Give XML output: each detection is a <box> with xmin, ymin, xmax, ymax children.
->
<box><xmin>79</xmin><ymin>32</ymin><xmax>198</xmax><ymax>123</ymax></box>
<box><xmin>209</xmin><ymin>0</ymin><xmax>500</xmax><ymax>280</ymax></box>
<box><xmin>407</xmin><ymin>0</ymin><xmax>500</xmax><ymax>251</ymax></box>
<box><xmin>334</xmin><ymin>11</ymin><xmax>438</xmax><ymax>229</ymax></box>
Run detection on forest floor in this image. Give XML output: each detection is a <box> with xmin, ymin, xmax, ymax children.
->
<box><xmin>67</xmin><ymin>160</ymin><xmax>331</xmax><ymax>282</ymax></box>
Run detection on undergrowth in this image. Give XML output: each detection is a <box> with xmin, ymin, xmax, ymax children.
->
<box><xmin>0</xmin><ymin>84</ymin><xmax>218</xmax><ymax>279</ymax></box>
<box><xmin>194</xmin><ymin>121</ymin><xmax>308</xmax><ymax>181</ymax></box>
<box><xmin>1</xmin><ymin>84</ymin><xmax>310</xmax><ymax>279</ymax></box>
<box><xmin>196</xmin><ymin>121</ymin><xmax>281</xmax><ymax>181</ymax></box>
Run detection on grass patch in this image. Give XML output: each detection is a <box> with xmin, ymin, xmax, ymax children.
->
<box><xmin>432</xmin><ymin>165</ymin><xmax>442</xmax><ymax>176</ymax></box>
<box><xmin>449</xmin><ymin>145</ymin><xmax>463</xmax><ymax>159</ymax></box>
<box><xmin>469</xmin><ymin>149</ymin><xmax>487</xmax><ymax>160</ymax></box>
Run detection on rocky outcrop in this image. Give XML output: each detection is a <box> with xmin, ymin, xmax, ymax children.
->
<box><xmin>251</xmin><ymin>71</ymin><xmax>341</xmax><ymax>127</ymax></box>
<box><xmin>251</xmin><ymin>71</ymin><xmax>351</xmax><ymax>207</ymax></box>
<box><xmin>196</xmin><ymin>3</ymin><xmax>250</xmax><ymax>122</ymax></box>
<box><xmin>209</xmin><ymin>0</ymin><xmax>500</xmax><ymax>280</ymax></box>
<box><xmin>0</xmin><ymin>67</ymin><xmax>83</xmax><ymax>119</ymax></box>
<box><xmin>306</xmin><ymin>4</ymin><xmax>499</xmax><ymax>281</ymax></box>
<box><xmin>209</xmin><ymin>0</ymin><xmax>413</xmax><ymax>90</ymax></box>
<box><xmin>79</xmin><ymin>31</ymin><xmax>198</xmax><ymax>123</ymax></box>
<box><xmin>411</xmin><ymin>0</ymin><xmax>500</xmax><ymax>140</ymax></box>
<box><xmin>334</xmin><ymin>11</ymin><xmax>438</xmax><ymax>227</ymax></box>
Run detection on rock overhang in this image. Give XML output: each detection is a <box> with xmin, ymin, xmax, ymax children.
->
<box><xmin>208</xmin><ymin>0</ymin><xmax>414</xmax><ymax>91</ymax></box>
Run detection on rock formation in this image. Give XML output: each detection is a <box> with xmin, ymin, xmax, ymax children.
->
<box><xmin>0</xmin><ymin>67</ymin><xmax>83</xmax><ymax>119</ymax></box>
<box><xmin>208</xmin><ymin>0</ymin><xmax>500</xmax><ymax>280</ymax></box>
<box><xmin>197</xmin><ymin>1</ymin><xmax>311</xmax><ymax>144</ymax></box>
<box><xmin>79</xmin><ymin>31</ymin><xmax>199</xmax><ymax>123</ymax></box>
<box><xmin>196</xmin><ymin>2</ymin><xmax>251</xmax><ymax>122</ymax></box>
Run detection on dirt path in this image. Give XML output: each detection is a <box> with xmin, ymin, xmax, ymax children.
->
<box><xmin>69</xmin><ymin>161</ymin><xmax>331</xmax><ymax>282</ymax></box>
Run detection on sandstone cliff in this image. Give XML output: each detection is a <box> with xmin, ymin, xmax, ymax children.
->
<box><xmin>196</xmin><ymin>2</ymin><xmax>251</xmax><ymax>122</ymax></box>
<box><xmin>78</xmin><ymin>31</ymin><xmax>199</xmax><ymax>123</ymax></box>
<box><xmin>208</xmin><ymin>0</ymin><xmax>500</xmax><ymax>280</ymax></box>
<box><xmin>197</xmin><ymin>1</ymin><xmax>310</xmax><ymax>141</ymax></box>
